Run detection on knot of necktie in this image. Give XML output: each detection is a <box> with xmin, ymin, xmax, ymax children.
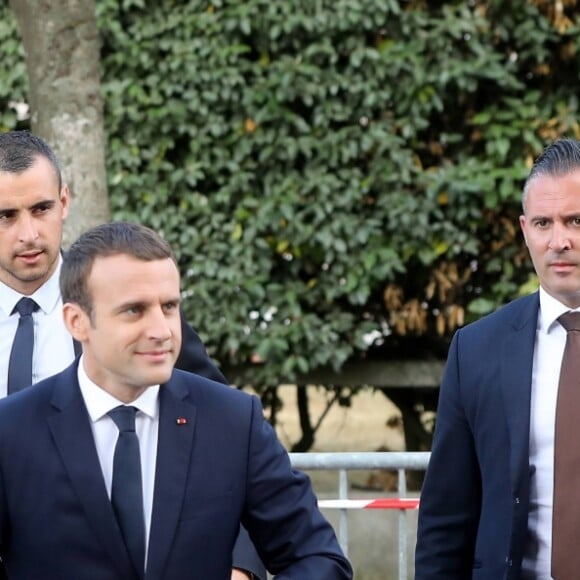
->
<box><xmin>558</xmin><ymin>311</ymin><xmax>580</xmax><ymax>333</ymax></box>
<box><xmin>108</xmin><ymin>406</ymin><xmax>138</xmax><ymax>433</ymax></box>
<box><xmin>12</xmin><ymin>297</ymin><xmax>39</xmax><ymax>318</ymax></box>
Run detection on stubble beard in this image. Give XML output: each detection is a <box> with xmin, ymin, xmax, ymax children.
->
<box><xmin>0</xmin><ymin>248</ymin><xmax>57</xmax><ymax>293</ymax></box>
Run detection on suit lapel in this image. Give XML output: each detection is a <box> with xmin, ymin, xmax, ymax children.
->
<box><xmin>47</xmin><ymin>364</ymin><xmax>137</xmax><ymax>579</ymax></box>
<box><xmin>146</xmin><ymin>374</ymin><xmax>197</xmax><ymax>579</ymax></box>
<box><xmin>500</xmin><ymin>293</ymin><xmax>539</xmax><ymax>490</ymax></box>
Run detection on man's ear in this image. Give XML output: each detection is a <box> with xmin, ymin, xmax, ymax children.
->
<box><xmin>60</xmin><ymin>183</ymin><xmax>70</xmax><ymax>221</ymax></box>
<box><xmin>519</xmin><ymin>214</ymin><xmax>529</xmax><ymax>247</ymax></box>
<box><xmin>63</xmin><ymin>302</ymin><xmax>89</xmax><ymax>342</ymax></box>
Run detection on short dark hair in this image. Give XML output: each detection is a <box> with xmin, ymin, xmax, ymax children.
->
<box><xmin>523</xmin><ymin>138</ymin><xmax>580</xmax><ymax>209</ymax></box>
<box><xmin>0</xmin><ymin>130</ymin><xmax>63</xmax><ymax>189</ymax></box>
<box><xmin>61</xmin><ymin>221</ymin><xmax>177</xmax><ymax>316</ymax></box>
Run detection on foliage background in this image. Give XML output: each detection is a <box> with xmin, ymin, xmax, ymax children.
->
<box><xmin>1</xmin><ymin>0</ymin><xmax>579</xmax><ymax>388</ymax></box>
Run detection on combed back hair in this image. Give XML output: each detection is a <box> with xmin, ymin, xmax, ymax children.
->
<box><xmin>60</xmin><ymin>222</ymin><xmax>176</xmax><ymax>316</ymax></box>
<box><xmin>0</xmin><ymin>130</ymin><xmax>63</xmax><ymax>189</ymax></box>
<box><xmin>522</xmin><ymin>138</ymin><xmax>580</xmax><ymax>210</ymax></box>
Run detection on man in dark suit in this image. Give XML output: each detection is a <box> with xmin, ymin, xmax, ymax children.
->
<box><xmin>415</xmin><ymin>139</ymin><xmax>580</xmax><ymax>579</ymax></box>
<box><xmin>0</xmin><ymin>130</ymin><xmax>264</xmax><ymax>579</ymax></box>
<box><xmin>0</xmin><ymin>221</ymin><xmax>352</xmax><ymax>579</ymax></box>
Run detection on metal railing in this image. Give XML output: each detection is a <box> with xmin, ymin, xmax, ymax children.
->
<box><xmin>289</xmin><ymin>451</ymin><xmax>431</xmax><ymax>580</ymax></box>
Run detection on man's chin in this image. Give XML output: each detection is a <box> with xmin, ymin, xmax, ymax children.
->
<box><xmin>1</xmin><ymin>265</ymin><xmax>51</xmax><ymax>293</ymax></box>
<box><xmin>142</xmin><ymin>367</ymin><xmax>175</xmax><ymax>387</ymax></box>
<box><xmin>16</xmin><ymin>269</ymin><xmax>49</xmax><ymax>282</ymax></box>
<box><xmin>551</xmin><ymin>286</ymin><xmax>580</xmax><ymax>309</ymax></box>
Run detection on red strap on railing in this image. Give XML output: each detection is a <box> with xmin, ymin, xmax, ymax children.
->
<box><xmin>318</xmin><ymin>498</ymin><xmax>420</xmax><ymax>510</ymax></box>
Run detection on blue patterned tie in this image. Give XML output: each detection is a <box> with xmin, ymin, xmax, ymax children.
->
<box><xmin>108</xmin><ymin>405</ymin><xmax>145</xmax><ymax>578</ymax></box>
<box><xmin>7</xmin><ymin>297</ymin><xmax>39</xmax><ymax>395</ymax></box>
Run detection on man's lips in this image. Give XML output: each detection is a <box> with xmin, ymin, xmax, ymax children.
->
<box><xmin>16</xmin><ymin>250</ymin><xmax>44</xmax><ymax>264</ymax></box>
<box><xmin>550</xmin><ymin>261</ymin><xmax>576</xmax><ymax>271</ymax></box>
<box><xmin>137</xmin><ymin>349</ymin><xmax>173</xmax><ymax>361</ymax></box>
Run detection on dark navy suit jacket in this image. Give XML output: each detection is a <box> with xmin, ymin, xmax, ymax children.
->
<box><xmin>174</xmin><ymin>313</ymin><xmax>228</xmax><ymax>383</ymax></box>
<box><xmin>415</xmin><ymin>293</ymin><xmax>539</xmax><ymax>579</ymax></box>
<box><xmin>0</xmin><ymin>362</ymin><xmax>351</xmax><ymax>579</ymax></box>
<box><xmin>73</xmin><ymin>314</ymin><xmax>266</xmax><ymax>579</ymax></box>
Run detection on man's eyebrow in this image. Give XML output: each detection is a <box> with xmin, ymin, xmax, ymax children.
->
<box><xmin>164</xmin><ymin>296</ymin><xmax>182</xmax><ymax>304</ymax></box>
<box><xmin>115</xmin><ymin>300</ymin><xmax>146</xmax><ymax>312</ymax></box>
<box><xmin>0</xmin><ymin>200</ymin><xmax>56</xmax><ymax>213</ymax></box>
<box><xmin>0</xmin><ymin>207</ymin><xmax>17</xmax><ymax>215</ymax></box>
<box><xmin>30</xmin><ymin>200</ymin><xmax>56</xmax><ymax>209</ymax></box>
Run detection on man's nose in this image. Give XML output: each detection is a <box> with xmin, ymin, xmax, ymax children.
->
<box><xmin>146</xmin><ymin>307</ymin><xmax>173</xmax><ymax>340</ymax></box>
<box><xmin>17</xmin><ymin>214</ymin><xmax>39</xmax><ymax>243</ymax></box>
<box><xmin>549</xmin><ymin>225</ymin><xmax>572</xmax><ymax>252</ymax></box>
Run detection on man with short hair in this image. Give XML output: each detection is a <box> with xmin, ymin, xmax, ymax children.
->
<box><xmin>0</xmin><ymin>221</ymin><xmax>352</xmax><ymax>579</ymax></box>
<box><xmin>0</xmin><ymin>130</ymin><xmax>263</xmax><ymax>579</ymax></box>
<box><xmin>415</xmin><ymin>139</ymin><xmax>580</xmax><ymax>578</ymax></box>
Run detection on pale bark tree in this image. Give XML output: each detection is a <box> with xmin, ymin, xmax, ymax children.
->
<box><xmin>9</xmin><ymin>0</ymin><xmax>109</xmax><ymax>247</ymax></box>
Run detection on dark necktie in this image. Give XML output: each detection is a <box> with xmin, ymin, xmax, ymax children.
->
<box><xmin>7</xmin><ymin>297</ymin><xmax>40</xmax><ymax>395</ymax></box>
<box><xmin>108</xmin><ymin>405</ymin><xmax>145</xmax><ymax>578</ymax></box>
<box><xmin>552</xmin><ymin>311</ymin><xmax>580</xmax><ymax>579</ymax></box>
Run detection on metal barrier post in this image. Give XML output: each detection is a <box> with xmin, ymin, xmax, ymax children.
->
<box><xmin>398</xmin><ymin>467</ymin><xmax>408</xmax><ymax>579</ymax></box>
<box><xmin>338</xmin><ymin>468</ymin><xmax>348</xmax><ymax>557</ymax></box>
<box><xmin>289</xmin><ymin>452</ymin><xmax>431</xmax><ymax>580</ymax></box>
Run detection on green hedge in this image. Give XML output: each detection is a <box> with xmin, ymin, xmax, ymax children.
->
<box><xmin>1</xmin><ymin>0</ymin><xmax>579</xmax><ymax>383</ymax></box>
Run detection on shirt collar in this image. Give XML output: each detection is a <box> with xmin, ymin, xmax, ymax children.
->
<box><xmin>538</xmin><ymin>286</ymin><xmax>580</xmax><ymax>334</ymax></box>
<box><xmin>0</xmin><ymin>255</ymin><xmax>63</xmax><ymax>317</ymax></box>
<box><xmin>77</xmin><ymin>355</ymin><xmax>160</xmax><ymax>423</ymax></box>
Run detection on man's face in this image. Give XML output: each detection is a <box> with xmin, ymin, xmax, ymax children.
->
<box><xmin>64</xmin><ymin>254</ymin><xmax>182</xmax><ymax>402</ymax></box>
<box><xmin>520</xmin><ymin>169</ymin><xmax>580</xmax><ymax>309</ymax></box>
<box><xmin>0</xmin><ymin>155</ymin><xmax>69</xmax><ymax>295</ymax></box>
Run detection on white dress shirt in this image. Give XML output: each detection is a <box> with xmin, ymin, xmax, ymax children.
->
<box><xmin>522</xmin><ymin>288</ymin><xmax>576</xmax><ymax>579</ymax></box>
<box><xmin>0</xmin><ymin>257</ymin><xmax>76</xmax><ymax>397</ymax></box>
<box><xmin>78</xmin><ymin>357</ymin><xmax>159</xmax><ymax>569</ymax></box>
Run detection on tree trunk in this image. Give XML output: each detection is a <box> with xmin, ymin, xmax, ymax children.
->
<box><xmin>9</xmin><ymin>0</ymin><xmax>109</xmax><ymax>247</ymax></box>
<box><xmin>291</xmin><ymin>385</ymin><xmax>315</xmax><ymax>452</ymax></box>
<box><xmin>261</xmin><ymin>386</ymin><xmax>281</xmax><ymax>427</ymax></box>
<box><xmin>381</xmin><ymin>388</ymin><xmax>436</xmax><ymax>489</ymax></box>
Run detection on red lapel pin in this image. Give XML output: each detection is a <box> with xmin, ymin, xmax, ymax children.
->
<box><xmin>176</xmin><ymin>417</ymin><xmax>187</xmax><ymax>425</ymax></box>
